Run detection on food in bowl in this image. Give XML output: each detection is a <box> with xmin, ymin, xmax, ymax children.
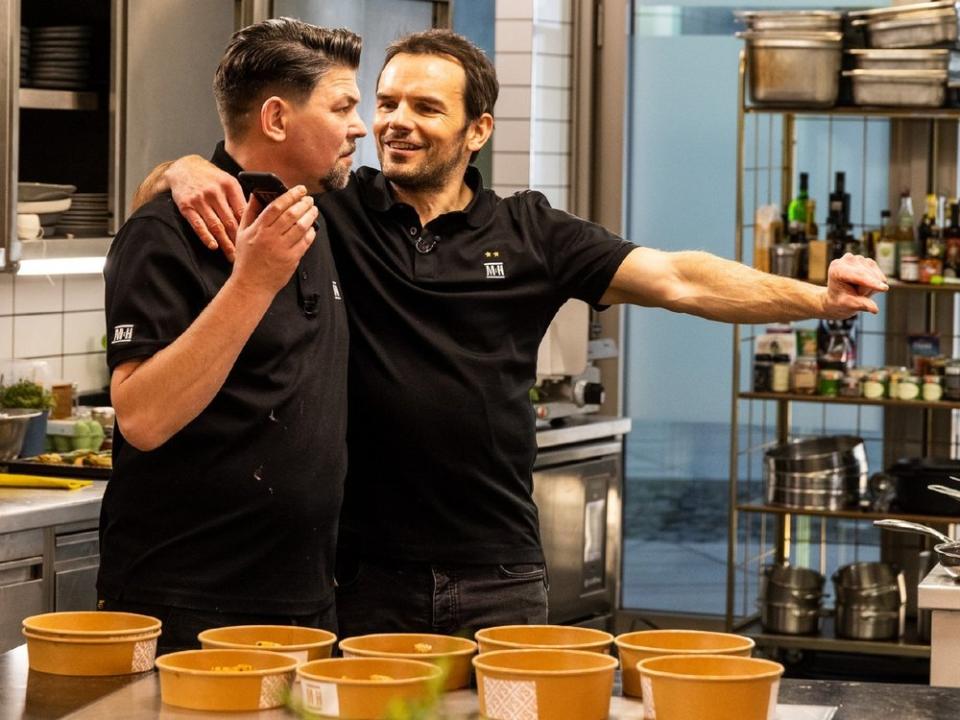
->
<box><xmin>475</xmin><ymin>624</ymin><xmax>614</xmax><ymax>654</ymax></box>
<box><xmin>339</xmin><ymin>633</ymin><xmax>477</xmax><ymax>690</ymax></box>
<box><xmin>155</xmin><ymin>649</ymin><xmax>297</xmax><ymax>711</ymax></box>
<box><xmin>614</xmin><ymin>629</ymin><xmax>755</xmax><ymax>698</ymax></box>
<box><xmin>473</xmin><ymin>648</ymin><xmax>618</xmax><ymax>720</ymax></box>
<box><xmin>637</xmin><ymin>654</ymin><xmax>784</xmax><ymax>720</ymax></box>
<box><xmin>298</xmin><ymin>657</ymin><xmax>442</xmax><ymax>719</ymax></box>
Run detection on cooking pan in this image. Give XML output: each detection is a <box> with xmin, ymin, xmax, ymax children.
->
<box><xmin>873</xmin><ymin>519</ymin><xmax>960</xmax><ymax>579</ymax></box>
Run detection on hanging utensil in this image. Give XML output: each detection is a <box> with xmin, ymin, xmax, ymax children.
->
<box><xmin>874</xmin><ymin>519</ymin><xmax>960</xmax><ymax>579</ymax></box>
<box><xmin>930</xmin><ymin>483</ymin><xmax>960</xmax><ymax>503</ymax></box>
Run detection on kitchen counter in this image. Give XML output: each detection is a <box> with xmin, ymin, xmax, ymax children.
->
<box><xmin>0</xmin><ymin>483</ymin><xmax>105</xmax><ymax>534</ymax></box>
<box><xmin>535</xmin><ymin>414</ymin><xmax>631</xmax><ymax>449</ymax></box>
<box><xmin>919</xmin><ymin>564</ymin><xmax>960</xmax><ymax>687</ymax></box>
<box><xmin>3</xmin><ymin>644</ymin><xmax>960</xmax><ymax>720</ymax></box>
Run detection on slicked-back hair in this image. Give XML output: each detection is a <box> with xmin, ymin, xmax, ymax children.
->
<box><xmin>214</xmin><ymin>17</ymin><xmax>361</xmax><ymax>139</ymax></box>
<box><xmin>381</xmin><ymin>29</ymin><xmax>498</xmax><ymax>123</ymax></box>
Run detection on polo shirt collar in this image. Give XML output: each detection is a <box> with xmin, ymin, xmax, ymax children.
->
<box><xmin>211</xmin><ymin>140</ymin><xmax>243</xmax><ymax>178</ymax></box>
<box><xmin>359</xmin><ymin>165</ymin><xmax>494</xmax><ymax>228</ymax></box>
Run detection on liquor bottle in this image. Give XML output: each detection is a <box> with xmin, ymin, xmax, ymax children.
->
<box><xmin>945</xmin><ymin>201</ymin><xmax>960</xmax><ymax>278</ymax></box>
<box><xmin>804</xmin><ymin>198</ymin><xmax>818</xmax><ymax>241</ymax></box>
<box><xmin>787</xmin><ymin>172</ymin><xmax>809</xmax><ymax>242</ymax></box>
<box><xmin>927</xmin><ymin>194</ymin><xmax>944</xmax><ymax>261</ymax></box>
<box><xmin>918</xmin><ymin>193</ymin><xmax>939</xmax><ymax>259</ymax></box>
<box><xmin>875</xmin><ymin>209</ymin><xmax>897</xmax><ymax>277</ymax></box>
<box><xmin>896</xmin><ymin>190</ymin><xmax>916</xmax><ymax>257</ymax></box>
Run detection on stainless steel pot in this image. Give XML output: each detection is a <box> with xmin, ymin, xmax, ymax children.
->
<box><xmin>765</xmin><ymin>436</ymin><xmax>867</xmax><ymax>510</ymax></box>
<box><xmin>834</xmin><ymin>584</ymin><xmax>904</xmax><ymax>610</ymax></box>
<box><xmin>765</xmin><ymin>436</ymin><xmax>867</xmax><ymax>474</ymax></box>
<box><xmin>848</xmin><ymin>49</ymin><xmax>950</xmax><ymax>72</ymax></box>
<box><xmin>761</xmin><ymin>601</ymin><xmax>821</xmax><ymax>635</ymax></box>
<box><xmin>768</xmin><ymin>486</ymin><xmax>849</xmax><ymax>511</ymax></box>
<box><xmin>832</xmin><ymin>560</ymin><xmax>903</xmax><ymax>590</ymax></box>
<box><xmin>835</xmin><ymin>603</ymin><xmax>904</xmax><ymax>640</ymax></box>
<box><xmin>761</xmin><ymin>565</ymin><xmax>824</xmax><ymax>606</ymax></box>
<box><xmin>738</xmin><ymin>31</ymin><xmax>842</xmax><ymax>107</ymax></box>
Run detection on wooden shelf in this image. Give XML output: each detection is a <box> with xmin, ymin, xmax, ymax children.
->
<box><xmin>739</xmin><ymin>391</ymin><xmax>960</xmax><ymax>411</ymax></box>
<box><xmin>19</xmin><ymin>88</ymin><xmax>97</xmax><ymax>111</ymax></box>
<box><xmin>744</xmin><ymin>104</ymin><xmax>960</xmax><ymax>121</ymax></box>
<box><xmin>736</xmin><ymin>617</ymin><xmax>930</xmax><ymax>659</ymax></box>
<box><xmin>737</xmin><ymin>502</ymin><xmax>960</xmax><ymax>526</ymax></box>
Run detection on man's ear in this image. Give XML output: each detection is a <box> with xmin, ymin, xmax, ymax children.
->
<box><xmin>260</xmin><ymin>96</ymin><xmax>289</xmax><ymax>142</ymax></box>
<box><xmin>466</xmin><ymin>113</ymin><xmax>494</xmax><ymax>154</ymax></box>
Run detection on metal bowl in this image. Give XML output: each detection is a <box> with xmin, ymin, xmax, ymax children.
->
<box><xmin>765</xmin><ymin>436</ymin><xmax>866</xmax><ymax>474</ymax></box>
<box><xmin>0</xmin><ymin>409</ymin><xmax>42</xmax><ymax>460</ymax></box>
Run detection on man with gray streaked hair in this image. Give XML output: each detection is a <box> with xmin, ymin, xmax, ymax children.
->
<box><xmin>98</xmin><ymin>18</ymin><xmax>366</xmax><ymax>654</ymax></box>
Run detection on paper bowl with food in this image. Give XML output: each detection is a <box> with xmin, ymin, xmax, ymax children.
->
<box><xmin>297</xmin><ymin>656</ymin><xmax>442</xmax><ymax>719</ymax></box>
<box><xmin>475</xmin><ymin>624</ymin><xmax>614</xmax><ymax>654</ymax></box>
<box><xmin>339</xmin><ymin>632</ymin><xmax>477</xmax><ymax>690</ymax></box>
<box><xmin>155</xmin><ymin>648</ymin><xmax>297</xmax><ymax>711</ymax></box>
<box><xmin>198</xmin><ymin>624</ymin><xmax>336</xmax><ymax>663</ymax></box>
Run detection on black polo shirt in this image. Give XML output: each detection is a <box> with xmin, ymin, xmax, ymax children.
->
<box><xmin>99</xmin><ymin>143</ymin><xmax>348</xmax><ymax>614</ymax></box>
<box><xmin>321</xmin><ymin>166</ymin><xmax>635</xmax><ymax>565</ymax></box>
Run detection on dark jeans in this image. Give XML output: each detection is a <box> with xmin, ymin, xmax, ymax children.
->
<box><xmin>99</xmin><ymin>598</ymin><xmax>338</xmax><ymax>656</ymax></box>
<box><xmin>334</xmin><ymin>551</ymin><xmax>548</xmax><ymax>639</ymax></box>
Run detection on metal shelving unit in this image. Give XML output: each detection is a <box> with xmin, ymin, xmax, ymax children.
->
<box><xmin>18</xmin><ymin>88</ymin><xmax>97</xmax><ymax>111</ymax></box>
<box><xmin>725</xmin><ymin>51</ymin><xmax>960</xmax><ymax>660</ymax></box>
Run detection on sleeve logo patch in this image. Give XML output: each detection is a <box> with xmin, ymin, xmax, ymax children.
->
<box><xmin>111</xmin><ymin>324</ymin><xmax>134</xmax><ymax>344</ymax></box>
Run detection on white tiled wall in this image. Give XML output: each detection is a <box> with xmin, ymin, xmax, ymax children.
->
<box><xmin>492</xmin><ymin>0</ymin><xmax>574</xmax><ymax>209</ymax></box>
<box><xmin>0</xmin><ymin>273</ymin><xmax>108</xmax><ymax>393</ymax></box>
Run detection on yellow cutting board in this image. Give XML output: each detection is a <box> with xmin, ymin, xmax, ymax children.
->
<box><xmin>0</xmin><ymin>473</ymin><xmax>93</xmax><ymax>490</ymax></box>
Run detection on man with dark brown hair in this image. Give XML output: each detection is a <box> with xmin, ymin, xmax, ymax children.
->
<box><xmin>100</xmin><ymin>18</ymin><xmax>366</xmax><ymax>653</ymax></box>
<box><xmin>137</xmin><ymin>28</ymin><xmax>886</xmax><ymax>638</ymax></box>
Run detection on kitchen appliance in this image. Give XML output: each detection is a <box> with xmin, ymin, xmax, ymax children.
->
<box><xmin>534</xmin><ymin>300</ymin><xmax>607</xmax><ymax>426</ymax></box>
<box><xmin>533</xmin><ymin>419</ymin><xmax>629</xmax><ymax>628</ymax></box>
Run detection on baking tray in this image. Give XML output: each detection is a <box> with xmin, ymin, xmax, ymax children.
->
<box><xmin>0</xmin><ymin>452</ymin><xmax>111</xmax><ymax>480</ymax></box>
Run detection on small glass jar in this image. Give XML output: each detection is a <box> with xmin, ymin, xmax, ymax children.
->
<box><xmin>771</xmin><ymin>354</ymin><xmax>791</xmax><ymax>393</ymax></box>
<box><xmin>840</xmin><ymin>371</ymin><xmax>864</xmax><ymax>398</ymax></box>
<box><xmin>792</xmin><ymin>358</ymin><xmax>819</xmax><ymax>395</ymax></box>
<box><xmin>899</xmin><ymin>374</ymin><xmax>921</xmax><ymax>401</ymax></box>
<box><xmin>900</xmin><ymin>255</ymin><xmax>920</xmax><ymax>282</ymax></box>
<box><xmin>887</xmin><ymin>366</ymin><xmax>909</xmax><ymax>400</ymax></box>
<box><xmin>920</xmin><ymin>257</ymin><xmax>943</xmax><ymax>284</ymax></box>
<box><xmin>818</xmin><ymin>369</ymin><xmax>843</xmax><ymax>397</ymax></box>
<box><xmin>863</xmin><ymin>369</ymin><xmax>888</xmax><ymax>399</ymax></box>
<box><xmin>754</xmin><ymin>353</ymin><xmax>773</xmax><ymax>392</ymax></box>
<box><xmin>922</xmin><ymin>374</ymin><xmax>943</xmax><ymax>402</ymax></box>
<box><xmin>945</xmin><ymin>360</ymin><xmax>960</xmax><ymax>401</ymax></box>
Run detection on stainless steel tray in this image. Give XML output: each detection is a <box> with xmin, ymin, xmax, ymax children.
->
<box><xmin>737</xmin><ymin>10</ymin><xmax>842</xmax><ymax>33</ymax></box>
<box><xmin>844</xmin><ymin>69</ymin><xmax>947</xmax><ymax>107</ymax></box>
<box><xmin>851</xmin><ymin>4</ymin><xmax>957</xmax><ymax>49</ymax></box>
<box><xmin>738</xmin><ymin>32</ymin><xmax>842</xmax><ymax>106</ymax></box>
<box><xmin>848</xmin><ymin>48</ymin><xmax>950</xmax><ymax>71</ymax></box>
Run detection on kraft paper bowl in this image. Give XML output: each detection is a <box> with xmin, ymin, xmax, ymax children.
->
<box><xmin>198</xmin><ymin>624</ymin><xmax>336</xmax><ymax>663</ymax></box>
<box><xmin>474</xmin><ymin>624</ymin><xmax>614</xmax><ymax>654</ymax></box>
<box><xmin>339</xmin><ymin>633</ymin><xmax>477</xmax><ymax>690</ymax></box>
<box><xmin>155</xmin><ymin>648</ymin><xmax>297</xmax><ymax>711</ymax></box>
<box><xmin>22</xmin><ymin>628</ymin><xmax>160</xmax><ymax>676</ymax></box>
<box><xmin>637</xmin><ymin>654</ymin><xmax>784</xmax><ymax>720</ymax></box>
<box><xmin>297</xmin><ymin>656</ymin><xmax>442</xmax><ymax>719</ymax></box>
<box><xmin>22</xmin><ymin>611</ymin><xmax>161</xmax><ymax>638</ymax></box>
<box><xmin>615</xmin><ymin>629</ymin><xmax>755</xmax><ymax>698</ymax></box>
<box><xmin>473</xmin><ymin>648</ymin><xmax>618</xmax><ymax>720</ymax></box>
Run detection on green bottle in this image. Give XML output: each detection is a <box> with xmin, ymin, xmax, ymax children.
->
<box><xmin>787</xmin><ymin>172</ymin><xmax>810</xmax><ymax>242</ymax></box>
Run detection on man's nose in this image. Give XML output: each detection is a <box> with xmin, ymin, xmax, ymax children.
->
<box><xmin>352</xmin><ymin>114</ymin><xmax>368</xmax><ymax>138</ymax></box>
<box><xmin>388</xmin><ymin>102</ymin><xmax>414</xmax><ymax>130</ymax></box>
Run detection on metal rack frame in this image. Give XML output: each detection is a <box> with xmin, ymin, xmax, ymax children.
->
<box><xmin>725</xmin><ymin>50</ymin><xmax>960</xmax><ymax>657</ymax></box>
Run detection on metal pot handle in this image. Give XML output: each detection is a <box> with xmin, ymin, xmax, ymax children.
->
<box><xmin>932</xmin><ymin>483</ymin><xmax>960</xmax><ymax>503</ymax></box>
<box><xmin>873</xmin><ymin>519</ymin><xmax>952</xmax><ymax>544</ymax></box>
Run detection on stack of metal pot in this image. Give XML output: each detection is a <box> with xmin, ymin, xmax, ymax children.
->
<box><xmin>760</xmin><ymin>564</ymin><xmax>825</xmax><ymax>635</ymax></box>
<box><xmin>764</xmin><ymin>435</ymin><xmax>868</xmax><ymax>511</ymax></box>
<box><xmin>736</xmin><ymin>10</ymin><xmax>843</xmax><ymax>107</ymax></box>
<box><xmin>846</xmin><ymin>0</ymin><xmax>955</xmax><ymax>107</ymax></box>
<box><xmin>833</xmin><ymin>562</ymin><xmax>906</xmax><ymax>641</ymax></box>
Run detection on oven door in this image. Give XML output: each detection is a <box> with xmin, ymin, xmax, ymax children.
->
<box><xmin>533</xmin><ymin>440</ymin><xmax>622</xmax><ymax>626</ymax></box>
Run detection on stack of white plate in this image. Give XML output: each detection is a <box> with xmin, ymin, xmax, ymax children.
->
<box><xmin>18</xmin><ymin>182</ymin><xmax>77</xmax><ymax>237</ymax></box>
<box><xmin>20</xmin><ymin>27</ymin><xmax>29</xmax><ymax>87</ymax></box>
<box><xmin>30</xmin><ymin>26</ymin><xmax>92</xmax><ymax>90</ymax></box>
<box><xmin>57</xmin><ymin>192</ymin><xmax>109</xmax><ymax>237</ymax></box>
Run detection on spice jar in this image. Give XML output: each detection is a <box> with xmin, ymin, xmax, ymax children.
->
<box><xmin>920</xmin><ymin>258</ymin><xmax>943</xmax><ymax>284</ymax></box>
<box><xmin>792</xmin><ymin>358</ymin><xmax>818</xmax><ymax>395</ymax></box>
<box><xmin>754</xmin><ymin>353</ymin><xmax>773</xmax><ymax>392</ymax></box>
<box><xmin>818</xmin><ymin>369</ymin><xmax>843</xmax><ymax>397</ymax></box>
<box><xmin>945</xmin><ymin>360</ymin><xmax>960</xmax><ymax>401</ymax></box>
<box><xmin>796</xmin><ymin>329</ymin><xmax>818</xmax><ymax>359</ymax></box>
<box><xmin>898</xmin><ymin>374</ymin><xmax>921</xmax><ymax>401</ymax></box>
<box><xmin>887</xmin><ymin>367</ymin><xmax>909</xmax><ymax>400</ymax></box>
<box><xmin>900</xmin><ymin>255</ymin><xmax>919</xmax><ymax>282</ymax></box>
<box><xmin>772</xmin><ymin>354</ymin><xmax>791</xmax><ymax>393</ymax></box>
<box><xmin>863</xmin><ymin>369</ymin><xmax>888</xmax><ymax>400</ymax></box>
<box><xmin>922</xmin><ymin>374</ymin><xmax>943</xmax><ymax>402</ymax></box>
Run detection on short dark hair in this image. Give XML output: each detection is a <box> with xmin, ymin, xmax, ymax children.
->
<box><xmin>214</xmin><ymin>18</ymin><xmax>361</xmax><ymax>139</ymax></box>
<box><xmin>381</xmin><ymin>29</ymin><xmax>498</xmax><ymax>122</ymax></box>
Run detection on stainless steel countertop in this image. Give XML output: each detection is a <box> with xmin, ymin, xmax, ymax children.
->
<box><xmin>6</xmin><ymin>644</ymin><xmax>960</xmax><ymax>720</ymax></box>
<box><xmin>0</xmin><ymin>483</ymin><xmax>105</xmax><ymax>534</ymax></box>
<box><xmin>535</xmin><ymin>415</ymin><xmax>631</xmax><ymax>449</ymax></box>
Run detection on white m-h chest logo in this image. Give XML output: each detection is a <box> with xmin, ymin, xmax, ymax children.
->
<box><xmin>484</xmin><ymin>262</ymin><xmax>505</xmax><ymax>279</ymax></box>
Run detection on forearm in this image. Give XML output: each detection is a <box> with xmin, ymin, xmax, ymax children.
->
<box><xmin>112</xmin><ymin>277</ymin><xmax>275</xmax><ymax>450</ymax></box>
<box><xmin>130</xmin><ymin>161</ymin><xmax>174</xmax><ymax>212</ymax></box>
<box><xmin>666</xmin><ymin>251</ymin><xmax>827</xmax><ymax>323</ymax></box>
